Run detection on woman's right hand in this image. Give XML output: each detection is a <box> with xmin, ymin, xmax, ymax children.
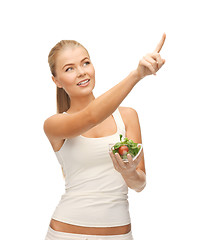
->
<box><xmin>134</xmin><ymin>33</ymin><xmax>166</xmax><ymax>81</ymax></box>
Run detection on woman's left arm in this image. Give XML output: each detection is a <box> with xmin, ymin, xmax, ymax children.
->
<box><xmin>109</xmin><ymin>107</ymin><xmax>146</xmax><ymax>192</ymax></box>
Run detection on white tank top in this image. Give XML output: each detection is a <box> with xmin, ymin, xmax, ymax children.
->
<box><xmin>51</xmin><ymin>108</ymin><xmax>131</xmax><ymax>227</ymax></box>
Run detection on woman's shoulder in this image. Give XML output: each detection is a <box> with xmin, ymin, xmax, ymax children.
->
<box><xmin>118</xmin><ymin>106</ymin><xmax>139</xmax><ymax>131</ymax></box>
<box><xmin>119</xmin><ymin>106</ymin><xmax>138</xmax><ymax>117</ymax></box>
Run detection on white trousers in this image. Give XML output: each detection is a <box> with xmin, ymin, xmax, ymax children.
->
<box><xmin>45</xmin><ymin>226</ymin><xmax>134</xmax><ymax>240</ymax></box>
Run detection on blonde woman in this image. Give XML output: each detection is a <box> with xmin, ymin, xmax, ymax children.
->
<box><xmin>44</xmin><ymin>34</ymin><xmax>166</xmax><ymax>240</ymax></box>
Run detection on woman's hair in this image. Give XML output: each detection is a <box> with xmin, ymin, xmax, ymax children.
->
<box><xmin>48</xmin><ymin>40</ymin><xmax>90</xmax><ymax>113</ymax></box>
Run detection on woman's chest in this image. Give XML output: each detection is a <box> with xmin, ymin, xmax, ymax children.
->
<box><xmin>81</xmin><ymin>115</ymin><xmax>117</xmax><ymax>138</ymax></box>
<box><xmin>53</xmin><ymin>107</ymin><xmax>128</xmax><ymax>152</ymax></box>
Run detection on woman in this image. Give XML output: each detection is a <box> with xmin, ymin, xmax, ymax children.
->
<box><xmin>44</xmin><ymin>34</ymin><xmax>166</xmax><ymax>240</ymax></box>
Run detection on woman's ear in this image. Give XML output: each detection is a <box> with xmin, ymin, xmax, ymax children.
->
<box><xmin>52</xmin><ymin>76</ymin><xmax>63</xmax><ymax>88</ymax></box>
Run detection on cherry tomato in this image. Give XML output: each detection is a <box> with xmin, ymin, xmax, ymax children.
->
<box><xmin>118</xmin><ymin>145</ymin><xmax>129</xmax><ymax>156</ymax></box>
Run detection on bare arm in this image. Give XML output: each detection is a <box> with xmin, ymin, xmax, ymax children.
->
<box><xmin>44</xmin><ymin>33</ymin><xmax>166</xmax><ymax>141</ymax></box>
<box><xmin>90</xmin><ymin>32</ymin><xmax>166</xmax><ymax>124</ymax></box>
<box><xmin>89</xmin><ymin>71</ymin><xmax>139</xmax><ymax>124</ymax></box>
<box><xmin>43</xmin><ymin>71</ymin><xmax>139</xmax><ymax>140</ymax></box>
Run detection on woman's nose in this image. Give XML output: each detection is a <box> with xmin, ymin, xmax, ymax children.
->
<box><xmin>77</xmin><ymin>66</ymin><xmax>86</xmax><ymax>77</ymax></box>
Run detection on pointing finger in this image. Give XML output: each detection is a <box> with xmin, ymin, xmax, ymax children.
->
<box><xmin>154</xmin><ymin>32</ymin><xmax>166</xmax><ymax>53</ymax></box>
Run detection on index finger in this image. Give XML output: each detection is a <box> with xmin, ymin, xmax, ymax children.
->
<box><xmin>154</xmin><ymin>32</ymin><xmax>166</xmax><ymax>53</ymax></box>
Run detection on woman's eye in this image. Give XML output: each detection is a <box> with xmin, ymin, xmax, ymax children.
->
<box><xmin>66</xmin><ymin>67</ymin><xmax>73</xmax><ymax>72</ymax></box>
<box><xmin>84</xmin><ymin>61</ymin><xmax>90</xmax><ymax>66</ymax></box>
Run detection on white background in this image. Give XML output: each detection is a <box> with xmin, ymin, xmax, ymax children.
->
<box><xmin>0</xmin><ymin>0</ymin><xmax>210</xmax><ymax>239</ymax></box>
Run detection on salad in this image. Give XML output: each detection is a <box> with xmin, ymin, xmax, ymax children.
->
<box><xmin>110</xmin><ymin>134</ymin><xmax>142</xmax><ymax>161</ymax></box>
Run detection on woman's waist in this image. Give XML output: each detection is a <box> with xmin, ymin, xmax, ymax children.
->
<box><xmin>52</xmin><ymin>192</ymin><xmax>131</xmax><ymax>231</ymax></box>
<box><xmin>64</xmin><ymin>176</ymin><xmax>129</xmax><ymax>194</ymax></box>
<box><xmin>65</xmin><ymin>189</ymin><xmax>127</xmax><ymax>194</ymax></box>
<box><xmin>57</xmin><ymin>191</ymin><xmax>129</xmax><ymax>212</ymax></box>
<box><xmin>50</xmin><ymin>219</ymin><xmax>131</xmax><ymax>235</ymax></box>
<box><xmin>63</xmin><ymin>190</ymin><xmax>128</xmax><ymax>199</ymax></box>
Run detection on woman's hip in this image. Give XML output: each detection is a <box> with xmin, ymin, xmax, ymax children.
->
<box><xmin>45</xmin><ymin>225</ymin><xmax>134</xmax><ymax>240</ymax></box>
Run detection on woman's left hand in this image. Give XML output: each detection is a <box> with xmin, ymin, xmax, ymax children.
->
<box><xmin>109</xmin><ymin>149</ymin><xmax>142</xmax><ymax>176</ymax></box>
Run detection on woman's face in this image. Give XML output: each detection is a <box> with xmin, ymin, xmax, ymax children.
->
<box><xmin>52</xmin><ymin>46</ymin><xmax>95</xmax><ymax>97</ymax></box>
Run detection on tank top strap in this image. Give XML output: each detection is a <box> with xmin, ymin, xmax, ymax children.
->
<box><xmin>112</xmin><ymin>108</ymin><xmax>126</xmax><ymax>136</ymax></box>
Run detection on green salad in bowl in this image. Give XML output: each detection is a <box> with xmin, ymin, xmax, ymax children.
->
<box><xmin>109</xmin><ymin>134</ymin><xmax>143</xmax><ymax>162</ymax></box>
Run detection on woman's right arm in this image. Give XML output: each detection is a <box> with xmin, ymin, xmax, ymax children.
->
<box><xmin>89</xmin><ymin>32</ymin><xmax>166</xmax><ymax>125</ymax></box>
<box><xmin>43</xmin><ymin>33</ymin><xmax>166</xmax><ymax>141</ymax></box>
<box><xmin>43</xmin><ymin>71</ymin><xmax>140</xmax><ymax>141</ymax></box>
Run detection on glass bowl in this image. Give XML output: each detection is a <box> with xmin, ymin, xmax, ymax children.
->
<box><xmin>109</xmin><ymin>143</ymin><xmax>143</xmax><ymax>163</ymax></box>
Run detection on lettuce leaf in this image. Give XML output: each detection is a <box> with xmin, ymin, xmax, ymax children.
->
<box><xmin>111</xmin><ymin>134</ymin><xmax>141</xmax><ymax>160</ymax></box>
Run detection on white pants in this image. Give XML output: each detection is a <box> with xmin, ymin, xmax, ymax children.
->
<box><xmin>45</xmin><ymin>226</ymin><xmax>134</xmax><ymax>240</ymax></box>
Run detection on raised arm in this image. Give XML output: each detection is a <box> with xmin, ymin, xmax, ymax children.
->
<box><xmin>43</xmin><ymin>33</ymin><xmax>166</xmax><ymax>141</ymax></box>
<box><xmin>43</xmin><ymin>71</ymin><xmax>139</xmax><ymax>141</ymax></box>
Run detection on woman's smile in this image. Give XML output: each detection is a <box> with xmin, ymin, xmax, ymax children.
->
<box><xmin>77</xmin><ymin>79</ymin><xmax>90</xmax><ymax>86</ymax></box>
